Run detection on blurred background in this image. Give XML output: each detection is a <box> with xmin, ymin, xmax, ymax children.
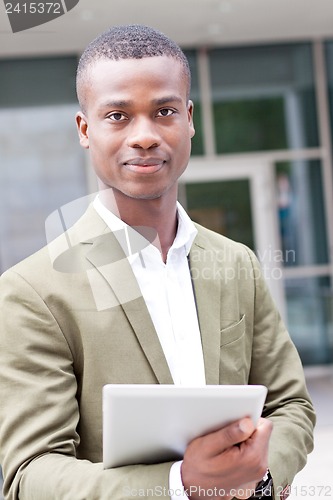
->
<box><xmin>0</xmin><ymin>0</ymin><xmax>332</xmax><ymax>498</ymax></box>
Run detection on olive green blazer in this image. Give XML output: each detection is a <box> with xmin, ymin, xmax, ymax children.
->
<box><xmin>0</xmin><ymin>204</ymin><xmax>315</xmax><ymax>500</ymax></box>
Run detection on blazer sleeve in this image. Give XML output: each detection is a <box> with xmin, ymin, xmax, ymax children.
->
<box><xmin>0</xmin><ymin>270</ymin><xmax>172</xmax><ymax>500</ymax></box>
<box><xmin>245</xmin><ymin>248</ymin><xmax>316</xmax><ymax>499</ymax></box>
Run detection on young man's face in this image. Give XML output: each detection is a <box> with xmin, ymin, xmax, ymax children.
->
<box><xmin>76</xmin><ymin>55</ymin><xmax>195</xmax><ymax>202</ymax></box>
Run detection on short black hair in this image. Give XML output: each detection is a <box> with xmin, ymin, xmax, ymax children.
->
<box><xmin>76</xmin><ymin>24</ymin><xmax>191</xmax><ymax>112</ymax></box>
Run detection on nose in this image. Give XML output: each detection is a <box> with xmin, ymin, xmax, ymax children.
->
<box><xmin>127</xmin><ymin>117</ymin><xmax>161</xmax><ymax>150</ymax></box>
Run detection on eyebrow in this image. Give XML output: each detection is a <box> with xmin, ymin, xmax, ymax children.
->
<box><xmin>152</xmin><ymin>95</ymin><xmax>183</xmax><ymax>106</ymax></box>
<box><xmin>98</xmin><ymin>99</ymin><xmax>132</xmax><ymax>109</ymax></box>
<box><xmin>98</xmin><ymin>95</ymin><xmax>183</xmax><ymax>110</ymax></box>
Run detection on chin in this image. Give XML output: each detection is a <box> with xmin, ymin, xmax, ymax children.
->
<box><xmin>127</xmin><ymin>192</ymin><xmax>164</xmax><ymax>201</ymax></box>
<box><xmin>125</xmin><ymin>184</ymin><xmax>174</xmax><ymax>201</ymax></box>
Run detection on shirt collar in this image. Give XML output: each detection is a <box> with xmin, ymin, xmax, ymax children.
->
<box><xmin>172</xmin><ymin>202</ymin><xmax>198</xmax><ymax>256</ymax></box>
<box><xmin>93</xmin><ymin>195</ymin><xmax>197</xmax><ymax>258</ymax></box>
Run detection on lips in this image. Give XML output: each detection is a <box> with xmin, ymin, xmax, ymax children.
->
<box><xmin>123</xmin><ymin>157</ymin><xmax>166</xmax><ymax>174</ymax></box>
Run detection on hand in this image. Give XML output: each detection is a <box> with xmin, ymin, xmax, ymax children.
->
<box><xmin>233</xmin><ymin>481</ymin><xmax>257</xmax><ymax>499</ymax></box>
<box><xmin>181</xmin><ymin>417</ymin><xmax>273</xmax><ymax>500</ymax></box>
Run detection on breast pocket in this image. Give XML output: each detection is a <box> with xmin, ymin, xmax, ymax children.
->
<box><xmin>220</xmin><ymin>314</ymin><xmax>246</xmax><ymax>347</ymax></box>
<box><xmin>219</xmin><ymin>315</ymin><xmax>250</xmax><ymax>383</ymax></box>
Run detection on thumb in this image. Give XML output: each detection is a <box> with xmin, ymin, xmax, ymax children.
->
<box><xmin>204</xmin><ymin>417</ymin><xmax>256</xmax><ymax>457</ymax></box>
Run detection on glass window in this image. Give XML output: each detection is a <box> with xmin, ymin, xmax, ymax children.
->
<box><xmin>0</xmin><ymin>105</ymin><xmax>87</xmax><ymax>271</ymax></box>
<box><xmin>185</xmin><ymin>179</ymin><xmax>254</xmax><ymax>249</ymax></box>
<box><xmin>210</xmin><ymin>44</ymin><xmax>319</xmax><ymax>154</ymax></box>
<box><xmin>285</xmin><ymin>276</ymin><xmax>333</xmax><ymax>364</ymax></box>
<box><xmin>0</xmin><ymin>56</ymin><xmax>78</xmax><ymax>108</ymax></box>
<box><xmin>184</xmin><ymin>50</ymin><xmax>204</xmax><ymax>156</ymax></box>
<box><xmin>275</xmin><ymin>160</ymin><xmax>328</xmax><ymax>266</ymax></box>
<box><xmin>325</xmin><ymin>40</ymin><xmax>333</xmax><ymax>148</ymax></box>
<box><xmin>0</xmin><ymin>57</ymin><xmax>86</xmax><ymax>272</ymax></box>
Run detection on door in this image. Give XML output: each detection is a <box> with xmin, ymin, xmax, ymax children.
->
<box><xmin>179</xmin><ymin>158</ymin><xmax>286</xmax><ymax>319</ymax></box>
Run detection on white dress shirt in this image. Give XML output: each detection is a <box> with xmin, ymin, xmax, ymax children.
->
<box><xmin>93</xmin><ymin>195</ymin><xmax>206</xmax><ymax>498</ymax></box>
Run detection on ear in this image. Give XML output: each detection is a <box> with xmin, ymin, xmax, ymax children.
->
<box><xmin>76</xmin><ymin>111</ymin><xmax>89</xmax><ymax>149</ymax></box>
<box><xmin>187</xmin><ymin>100</ymin><xmax>195</xmax><ymax>139</ymax></box>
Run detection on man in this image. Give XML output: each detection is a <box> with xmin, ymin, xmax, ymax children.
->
<box><xmin>0</xmin><ymin>25</ymin><xmax>315</xmax><ymax>500</ymax></box>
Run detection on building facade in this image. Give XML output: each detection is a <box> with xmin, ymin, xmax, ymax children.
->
<box><xmin>0</xmin><ymin>32</ymin><xmax>332</xmax><ymax>366</ymax></box>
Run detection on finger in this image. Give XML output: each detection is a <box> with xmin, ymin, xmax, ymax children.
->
<box><xmin>234</xmin><ymin>419</ymin><xmax>272</xmax><ymax>481</ymax></box>
<box><xmin>257</xmin><ymin>417</ymin><xmax>274</xmax><ymax>435</ymax></box>
<box><xmin>199</xmin><ymin>417</ymin><xmax>256</xmax><ymax>457</ymax></box>
<box><xmin>247</xmin><ymin>418</ymin><xmax>273</xmax><ymax>448</ymax></box>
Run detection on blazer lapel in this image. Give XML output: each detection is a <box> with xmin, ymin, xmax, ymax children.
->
<box><xmin>189</xmin><ymin>233</ymin><xmax>221</xmax><ymax>385</ymax></box>
<box><xmin>84</xmin><ymin>229</ymin><xmax>173</xmax><ymax>385</ymax></box>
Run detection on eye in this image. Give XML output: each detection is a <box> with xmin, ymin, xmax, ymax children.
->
<box><xmin>108</xmin><ymin>112</ymin><xmax>127</xmax><ymax>122</ymax></box>
<box><xmin>157</xmin><ymin>108</ymin><xmax>175</xmax><ymax>117</ymax></box>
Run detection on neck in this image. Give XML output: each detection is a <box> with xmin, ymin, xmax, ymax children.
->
<box><xmin>99</xmin><ymin>188</ymin><xmax>178</xmax><ymax>262</ymax></box>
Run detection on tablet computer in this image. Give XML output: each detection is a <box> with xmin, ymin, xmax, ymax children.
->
<box><xmin>103</xmin><ymin>384</ymin><xmax>267</xmax><ymax>469</ymax></box>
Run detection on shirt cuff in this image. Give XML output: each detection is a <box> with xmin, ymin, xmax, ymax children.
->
<box><xmin>169</xmin><ymin>460</ymin><xmax>188</xmax><ymax>499</ymax></box>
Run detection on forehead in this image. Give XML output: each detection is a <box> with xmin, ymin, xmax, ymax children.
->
<box><xmin>82</xmin><ymin>56</ymin><xmax>188</xmax><ymax>110</ymax></box>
